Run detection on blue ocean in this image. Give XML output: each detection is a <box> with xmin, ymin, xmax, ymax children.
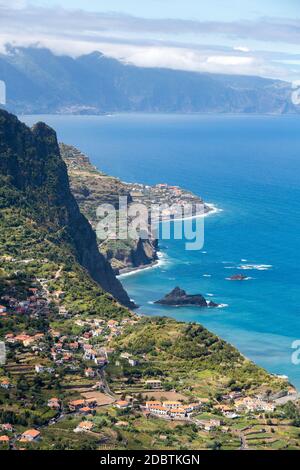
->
<box><xmin>22</xmin><ymin>114</ymin><xmax>300</xmax><ymax>389</ymax></box>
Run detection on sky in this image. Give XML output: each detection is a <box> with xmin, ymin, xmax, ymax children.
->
<box><xmin>0</xmin><ymin>0</ymin><xmax>300</xmax><ymax>81</ymax></box>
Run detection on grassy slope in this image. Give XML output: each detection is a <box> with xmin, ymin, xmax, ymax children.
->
<box><xmin>0</xmin><ymin>205</ymin><xmax>129</xmax><ymax>320</ymax></box>
<box><xmin>111</xmin><ymin>317</ymin><xmax>286</xmax><ymax>398</ymax></box>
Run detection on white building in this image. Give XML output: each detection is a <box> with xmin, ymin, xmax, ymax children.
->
<box><xmin>145</xmin><ymin>379</ymin><xmax>162</xmax><ymax>389</ymax></box>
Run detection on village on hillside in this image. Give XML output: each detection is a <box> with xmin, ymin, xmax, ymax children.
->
<box><xmin>0</xmin><ymin>270</ymin><xmax>299</xmax><ymax>450</ymax></box>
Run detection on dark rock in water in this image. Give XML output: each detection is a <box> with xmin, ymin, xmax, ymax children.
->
<box><xmin>227</xmin><ymin>274</ymin><xmax>249</xmax><ymax>281</ymax></box>
<box><xmin>155</xmin><ymin>287</ymin><xmax>219</xmax><ymax>308</ymax></box>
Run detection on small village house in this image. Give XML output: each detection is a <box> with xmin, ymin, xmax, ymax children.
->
<box><xmin>0</xmin><ymin>379</ymin><xmax>11</xmax><ymax>389</ymax></box>
<box><xmin>69</xmin><ymin>399</ymin><xmax>86</xmax><ymax>411</ymax></box>
<box><xmin>199</xmin><ymin>419</ymin><xmax>222</xmax><ymax>431</ymax></box>
<box><xmin>115</xmin><ymin>400</ymin><xmax>130</xmax><ymax>409</ymax></box>
<box><xmin>1</xmin><ymin>424</ymin><xmax>13</xmax><ymax>432</ymax></box>
<box><xmin>183</xmin><ymin>403</ymin><xmax>202</xmax><ymax>413</ymax></box>
<box><xmin>145</xmin><ymin>401</ymin><xmax>161</xmax><ymax>409</ymax></box>
<box><xmin>85</xmin><ymin>368</ymin><xmax>96</xmax><ymax>378</ymax></box>
<box><xmin>20</xmin><ymin>429</ymin><xmax>41</xmax><ymax>442</ymax></box>
<box><xmin>128</xmin><ymin>358</ymin><xmax>138</xmax><ymax>366</ymax></box>
<box><xmin>145</xmin><ymin>379</ymin><xmax>162</xmax><ymax>389</ymax></box>
<box><xmin>74</xmin><ymin>421</ymin><xmax>94</xmax><ymax>433</ymax></box>
<box><xmin>169</xmin><ymin>408</ymin><xmax>187</xmax><ymax>419</ymax></box>
<box><xmin>148</xmin><ymin>405</ymin><xmax>168</xmax><ymax>416</ymax></box>
<box><xmin>47</xmin><ymin>398</ymin><xmax>61</xmax><ymax>410</ymax></box>
<box><xmin>162</xmin><ymin>401</ymin><xmax>182</xmax><ymax>410</ymax></box>
<box><xmin>79</xmin><ymin>406</ymin><xmax>94</xmax><ymax>415</ymax></box>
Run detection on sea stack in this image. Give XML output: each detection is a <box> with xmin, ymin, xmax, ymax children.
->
<box><xmin>227</xmin><ymin>274</ymin><xmax>249</xmax><ymax>281</ymax></box>
<box><xmin>155</xmin><ymin>287</ymin><xmax>219</xmax><ymax>308</ymax></box>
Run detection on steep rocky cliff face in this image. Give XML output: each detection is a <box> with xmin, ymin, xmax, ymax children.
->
<box><xmin>60</xmin><ymin>143</ymin><xmax>159</xmax><ymax>274</ymax></box>
<box><xmin>0</xmin><ymin>109</ymin><xmax>133</xmax><ymax>307</ymax></box>
<box><xmin>101</xmin><ymin>237</ymin><xmax>158</xmax><ymax>274</ymax></box>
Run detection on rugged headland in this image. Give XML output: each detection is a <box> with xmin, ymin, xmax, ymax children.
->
<box><xmin>60</xmin><ymin>143</ymin><xmax>212</xmax><ymax>275</ymax></box>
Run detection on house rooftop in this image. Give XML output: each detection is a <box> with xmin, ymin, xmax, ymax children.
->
<box><xmin>163</xmin><ymin>401</ymin><xmax>182</xmax><ymax>405</ymax></box>
<box><xmin>78</xmin><ymin>421</ymin><xmax>93</xmax><ymax>429</ymax></box>
<box><xmin>22</xmin><ymin>429</ymin><xmax>40</xmax><ymax>438</ymax></box>
<box><xmin>116</xmin><ymin>400</ymin><xmax>130</xmax><ymax>406</ymax></box>
<box><xmin>150</xmin><ymin>405</ymin><xmax>168</xmax><ymax>411</ymax></box>
<box><xmin>170</xmin><ymin>408</ymin><xmax>186</xmax><ymax>413</ymax></box>
<box><xmin>69</xmin><ymin>399</ymin><xmax>85</xmax><ymax>406</ymax></box>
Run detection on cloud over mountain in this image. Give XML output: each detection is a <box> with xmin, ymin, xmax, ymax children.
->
<box><xmin>0</xmin><ymin>2</ymin><xmax>299</xmax><ymax>80</ymax></box>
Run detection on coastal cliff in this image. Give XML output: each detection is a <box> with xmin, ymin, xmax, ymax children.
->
<box><xmin>60</xmin><ymin>143</ymin><xmax>158</xmax><ymax>274</ymax></box>
<box><xmin>60</xmin><ymin>143</ymin><xmax>210</xmax><ymax>274</ymax></box>
<box><xmin>0</xmin><ymin>110</ymin><xmax>133</xmax><ymax>308</ymax></box>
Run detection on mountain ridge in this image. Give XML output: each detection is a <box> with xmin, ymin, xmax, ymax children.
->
<box><xmin>0</xmin><ymin>46</ymin><xmax>297</xmax><ymax>115</ymax></box>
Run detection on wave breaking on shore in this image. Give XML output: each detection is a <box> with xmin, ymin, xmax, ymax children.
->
<box><xmin>118</xmin><ymin>203</ymin><xmax>221</xmax><ymax>279</ymax></box>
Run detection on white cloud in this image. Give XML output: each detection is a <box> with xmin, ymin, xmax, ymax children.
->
<box><xmin>0</xmin><ymin>0</ymin><xmax>27</xmax><ymax>9</ymax></box>
<box><xmin>0</xmin><ymin>3</ymin><xmax>297</xmax><ymax>80</ymax></box>
<box><xmin>0</xmin><ymin>32</ymin><xmax>290</xmax><ymax>80</ymax></box>
<box><xmin>84</xmin><ymin>43</ymin><xmax>287</xmax><ymax>79</ymax></box>
<box><xmin>207</xmin><ymin>56</ymin><xmax>254</xmax><ymax>66</ymax></box>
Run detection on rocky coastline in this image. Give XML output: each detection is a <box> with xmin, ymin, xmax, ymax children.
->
<box><xmin>60</xmin><ymin>143</ymin><xmax>214</xmax><ymax>275</ymax></box>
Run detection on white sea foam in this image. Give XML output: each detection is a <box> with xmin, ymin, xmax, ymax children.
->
<box><xmin>119</xmin><ymin>203</ymin><xmax>220</xmax><ymax>279</ymax></box>
<box><xmin>206</xmin><ymin>301</ymin><xmax>228</xmax><ymax>308</ymax></box>
<box><xmin>203</xmin><ymin>274</ymin><xmax>212</xmax><ymax>277</ymax></box>
<box><xmin>224</xmin><ymin>263</ymin><xmax>272</xmax><ymax>272</ymax></box>
<box><xmin>205</xmin><ymin>203</ymin><xmax>223</xmax><ymax>217</ymax></box>
<box><xmin>171</xmin><ymin>203</ymin><xmax>222</xmax><ymax>222</ymax></box>
<box><xmin>238</xmin><ymin>264</ymin><xmax>272</xmax><ymax>271</ymax></box>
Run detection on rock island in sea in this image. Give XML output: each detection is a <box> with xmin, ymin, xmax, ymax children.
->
<box><xmin>155</xmin><ymin>287</ymin><xmax>219</xmax><ymax>308</ymax></box>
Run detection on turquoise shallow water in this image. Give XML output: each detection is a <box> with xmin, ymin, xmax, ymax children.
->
<box><xmin>22</xmin><ymin>114</ymin><xmax>300</xmax><ymax>388</ymax></box>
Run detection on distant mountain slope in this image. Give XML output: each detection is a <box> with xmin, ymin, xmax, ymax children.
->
<box><xmin>0</xmin><ymin>109</ymin><xmax>133</xmax><ymax>308</ymax></box>
<box><xmin>0</xmin><ymin>46</ymin><xmax>297</xmax><ymax>114</ymax></box>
